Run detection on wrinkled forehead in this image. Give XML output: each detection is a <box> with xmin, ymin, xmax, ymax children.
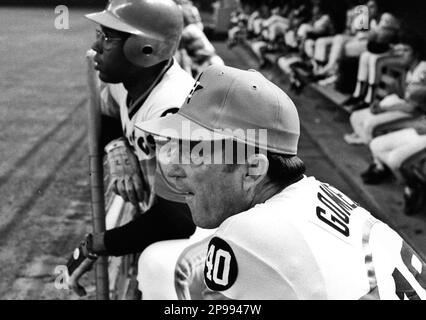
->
<box><xmin>154</xmin><ymin>137</ymin><xmax>227</xmax><ymax>151</ymax></box>
<box><xmin>154</xmin><ymin>137</ymin><xmax>265</xmax><ymax>167</ymax></box>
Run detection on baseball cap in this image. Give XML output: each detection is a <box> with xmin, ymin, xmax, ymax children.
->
<box><xmin>85</xmin><ymin>1</ymin><xmax>141</xmax><ymax>35</ymax></box>
<box><xmin>135</xmin><ymin>65</ymin><xmax>300</xmax><ymax>155</ymax></box>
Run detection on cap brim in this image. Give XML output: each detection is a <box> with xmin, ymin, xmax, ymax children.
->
<box><xmin>85</xmin><ymin>11</ymin><xmax>141</xmax><ymax>35</ymax></box>
<box><xmin>135</xmin><ymin>113</ymin><xmax>231</xmax><ymax>142</ymax></box>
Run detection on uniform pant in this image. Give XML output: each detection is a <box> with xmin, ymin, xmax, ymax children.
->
<box><xmin>344</xmin><ymin>38</ymin><xmax>368</xmax><ymax>57</ymax></box>
<box><xmin>355</xmin><ymin>52</ymin><xmax>405</xmax><ymax>102</ymax></box>
<box><xmin>358</xmin><ymin>52</ymin><xmax>404</xmax><ymax>85</ymax></box>
<box><xmin>313</xmin><ymin>36</ymin><xmax>334</xmax><ymax>63</ymax></box>
<box><xmin>277</xmin><ymin>55</ymin><xmax>303</xmax><ymax>75</ymax></box>
<box><xmin>317</xmin><ymin>34</ymin><xmax>352</xmax><ymax>71</ymax></box>
<box><xmin>266</xmin><ymin>20</ymin><xmax>289</xmax><ymax>41</ymax></box>
<box><xmin>349</xmin><ymin>108</ymin><xmax>412</xmax><ymax>144</ymax></box>
<box><xmin>304</xmin><ymin>38</ymin><xmax>316</xmax><ymax>59</ymax></box>
<box><xmin>228</xmin><ymin>26</ymin><xmax>241</xmax><ymax>42</ymax></box>
<box><xmin>315</xmin><ymin>35</ymin><xmax>367</xmax><ymax>75</ymax></box>
<box><xmin>357</xmin><ymin>51</ymin><xmax>391</xmax><ymax>84</ymax></box>
<box><xmin>370</xmin><ymin>128</ymin><xmax>426</xmax><ymax>175</ymax></box>
<box><xmin>297</xmin><ymin>23</ymin><xmax>313</xmax><ymax>39</ymax></box>
<box><xmin>252</xmin><ymin>18</ymin><xmax>265</xmax><ymax>36</ymax></box>
<box><xmin>250</xmin><ymin>41</ymin><xmax>267</xmax><ymax>60</ymax></box>
<box><xmin>285</xmin><ymin>29</ymin><xmax>298</xmax><ymax>48</ymax></box>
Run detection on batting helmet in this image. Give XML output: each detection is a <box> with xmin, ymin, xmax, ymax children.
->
<box><xmin>86</xmin><ymin>0</ymin><xmax>184</xmax><ymax>68</ymax></box>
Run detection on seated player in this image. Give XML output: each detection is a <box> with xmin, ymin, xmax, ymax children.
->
<box><xmin>361</xmin><ymin>124</ymin><xmax>426</xmax><ymax>184</ymax></box>
<box><xmin>64</xmin><ymin>0</ymin><xmax>198</xmax><ymax>296</ymax></box>
<box><xmin>178</xmin><ymin>1</ymin><xmax>224</xmax><ymax>78</ymax></box>
<box><xmin>344</xmin><ymin>33</ymin><xmax>426</xmax><ymax>145</ymax></box>
<box><xmin>313</xmin><ymin>0</ymin><xmax>380</xmax><ymax>83</ymax></box>
<box><xmin>342</xmin><ymin>12</ymin><xmax>401</xmax><ymax>110</ymax></box>
<box><xmin>136</xmin><ymin>64</ymin><xmax>426</xmax><ymax>300</ymax></box>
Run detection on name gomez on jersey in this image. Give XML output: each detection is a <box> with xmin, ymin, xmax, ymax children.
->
<box><xmin>202</xmin><ymin>176</ymin><xmax>426</xmax><ymax>300</ymax></box>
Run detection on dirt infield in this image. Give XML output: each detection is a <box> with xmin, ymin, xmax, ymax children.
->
<box><xmin>0</xmin><ymin>7</ymin><xmax>96</xmax><ymax>299</ymax></box>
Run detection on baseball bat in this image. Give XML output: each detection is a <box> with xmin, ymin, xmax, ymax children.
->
<box><xmin>85</xmin><ymin>49</ymin><xmax>110</xmax><ymax>300</ymax></box>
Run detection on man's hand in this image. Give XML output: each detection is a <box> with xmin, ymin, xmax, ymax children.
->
<box><xmin>68</xmin><ymin>258</ymin><xmax>96</xmax><ymax>297</ymax></box>
<box><xmin>66</xmin><ymin>234</ymin><xmax>98</xmax><ymax>297</ymax></box>
<box><xmin>105</xmin><ymin>138</ymin><xmax>147</xmax><ymax>205</ymax></box>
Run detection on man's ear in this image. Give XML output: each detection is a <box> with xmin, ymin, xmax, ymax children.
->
<box><xmin>242</xmin><ymin>153</ymin><xmax>269</xmax><ymax>191</ymax></box>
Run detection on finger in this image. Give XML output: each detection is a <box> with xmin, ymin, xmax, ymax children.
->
<box><xmin>75</xmin><ymin>285</ymin><xmax>87</xmax><ymax>297</ymax></box>
<box><xmin>106</xmin><ymin>179</ymin><xmax>116</xmax><ymax>195</ymax></box>
<box><xmin>68</xmin><ymin>277</ymin><xmax>87</xmax><ymax>296</ymax></box>
<box><xmin>111</xmin><ymin>178</ymin><xmax>119</xmax><ymax>196</ymax></box>
<box><xmin>132</xmin><ymin>174</ymin><xmax>145</xmax><ymax>203</ymax></box>
<box><xmin>73</xmin><ymin>284</ymin><xmax>87</xmax><ymax>297</ymax></box>
<box><xmin>71</xmin><ymin>282</ymin><xmax>87</xmax><ymax>297</ymax></box>
<box><xmin>68</xmin><ymin>259</ymin><xmax>94</xmax><ymax>296</ymax></box>
<box><xmin>125</xmin><ymin>176</ymin><xmax>139</xmax><ymax>205</ymax></box>
<box><xmin>116</xmin><ymin>178</ymin><xmax>129</xmax><ymax>202</ymax></box>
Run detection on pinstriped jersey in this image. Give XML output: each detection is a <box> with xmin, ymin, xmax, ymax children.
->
<box><xmin>203</xmin><ymin>176</ymin><xmax>426</xmax><ymax>300</ymax></box>
<box><xmin>100</xmin><ymin>60</ymin><xmax>195</xmax><ymax>209</ymax></box>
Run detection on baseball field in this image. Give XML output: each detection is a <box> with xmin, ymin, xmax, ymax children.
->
<box><xmin>0</xmin><ymin>6</ymin><xmax>97</xmax><ymax>299</ymax></box>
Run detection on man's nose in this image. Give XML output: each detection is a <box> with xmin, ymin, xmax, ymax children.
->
<box><xmin>91</xmin><ymin>38</ymin><xmax>103</xmax><ymax>54</ymax></box>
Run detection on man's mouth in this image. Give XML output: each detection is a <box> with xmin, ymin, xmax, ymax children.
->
<box><xmin>181</xmin><ymin>189</ymin><xmax>195</xmax><ymax>197</ymax></box>
<box><xmin>93</xmin><ymin>56</ymin><xmax>102</xmax><ymax>70</ymax></box>
<box><xmin>185</xmin><ymin>192</ymin><xmax>195</xmax><ymax>201</ymax></box>
<box><xmin>177</xmin><ymin>184</ymin><xmax>194</xmax><ymax>197</ymax></box>
<box><xmin>169</xmin><ymin>177</ymin><xmax>193</xmax><ymax>195</ymax></box>
<box><xmin>94</xmin><ymin>61</ymin><xmax>101</xmax><ymax>71</ymax></box>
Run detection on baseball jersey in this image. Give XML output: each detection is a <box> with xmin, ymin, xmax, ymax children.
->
<box><xmin>202</xmin><ymin>176</ymin><xmax>426</xmax><ymax>300</ymax></box>
<box><xmin>100</xmin><ymin>59</ymin><xmax>195</xmax><ymax>208</ymax></box>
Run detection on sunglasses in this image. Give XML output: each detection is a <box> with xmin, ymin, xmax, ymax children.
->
<box><xmin>95</xmin><ymin>29</ymin><xmax>124</xmax><ymax>49</ymax></box>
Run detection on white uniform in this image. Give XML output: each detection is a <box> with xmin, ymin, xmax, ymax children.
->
<box><xmin>349</xmin><ymin>61</ymin><xmax>426</xmax><ymax>144</ymax></box>
<box><xmin>100</xmin><ymin>60</ymin><xmax>195</xmax><ymax>207</ymax></box>
<box><xmin>183</xmin><ymin>176</ymin><xmax>426</xmax><ymax>300</ymax></box>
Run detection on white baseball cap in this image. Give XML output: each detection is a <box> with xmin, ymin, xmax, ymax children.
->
<box><xmin>136</xmin><ymin>65</ymin><xmax>300</xmax><ymax>155</ymax></box>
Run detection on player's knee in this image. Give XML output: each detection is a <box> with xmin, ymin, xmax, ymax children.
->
<box><xmin>359</xmin><ymin>52</ymin><xmax>370</xmax><ymax>72</ymax></box>
<box><xmin>369</xmin><ymin>137</ymin><xmax>384</xmax><ymax>155</ymax></box>
<box><xmin>278</xmin><ymin>56</ymin><xmax>298</xmax><ymax>74</ymax></box>
<box><xmin>386</xmin><ymin>151</ymin><xmax>406</xmax><ymax>171</ymax></box>
<box><xmin>137</xmin><ymin>245</ymin><xmax>161</xmax><ymax>288</ymax></box>
<box><xmin>334</xmin><ymin>34</ymin><xmax>346</xmax><ymax>43</ymax></box>
<box><xmin>349</xmin><ymin>109</ymin><xmax>363</xmax><ymax>127</ymax></box>
<box><xmin>137</xmin><ymin>243</ymin><xmax>176</xmax><ymax>299</ymax></box>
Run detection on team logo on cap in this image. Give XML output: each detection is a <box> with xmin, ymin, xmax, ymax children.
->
<box><xmin>204</xmin><ymin>237</ymin><xmax>238</xmax><ymax>291</ymax></box>
<box><xmin>186</xmin><ymin>73</ymin><xmax>204</xmax><ymax>104</ymax></box>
